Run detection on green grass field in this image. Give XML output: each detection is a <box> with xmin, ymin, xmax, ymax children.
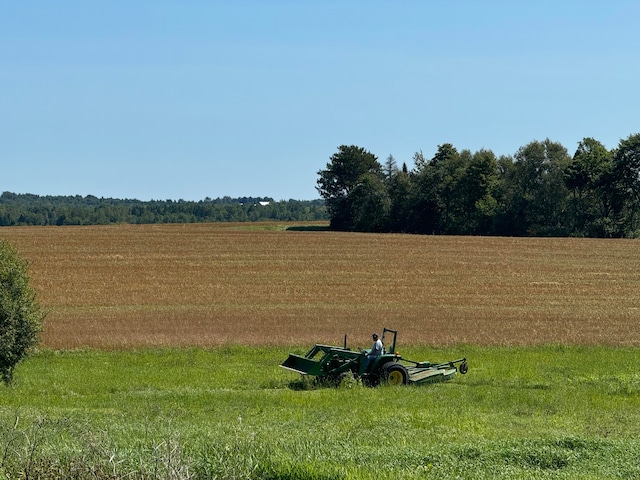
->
<box><xmin>2</xmin><ymin>346</ymin><xmax>639</xmax><ymax>479</ymax></box>
<box><xmin>1</xmin><ymin>225</ymin><xmax>639</xmax><ymax>478</ymax></box>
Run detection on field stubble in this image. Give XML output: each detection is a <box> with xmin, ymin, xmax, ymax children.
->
<box><xmin>2</xmin><ymin>223</ymin><xmax>640</xmax><ymax>349</ymax></box>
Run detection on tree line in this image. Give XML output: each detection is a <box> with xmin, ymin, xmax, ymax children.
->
<box><xmin>317</xmin><ymin>134</ymin><xmax>640</xmax><ymax>237</ymax></box>
<box><xmin>0</xmin><ymin>194</ymin><xmax>328</xmax><ymax>226</ymax></box>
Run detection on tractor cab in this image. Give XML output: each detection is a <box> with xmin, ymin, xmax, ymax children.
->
<box><xmin>363</xmin><ymin>328</ymin><xmax>402</xmax><ymax>379</ymax></box>
<box><xmin>380</xmin><ymin>327</ymin><xmax>397</xmax><ymax>356</ymax></box>
<box><xmin>364</xmin><ymin>328</ymin><xmax>397</xmax><ymax>368</ymax></box>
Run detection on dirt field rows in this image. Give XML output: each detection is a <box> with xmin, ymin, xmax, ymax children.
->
<box><xmin>2</xmin><ymin>223</ymin><xmax>639</xmax><ymax>349</ymax></box>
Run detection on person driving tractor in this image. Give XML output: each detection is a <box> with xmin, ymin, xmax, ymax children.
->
<box><xmin>366</xmin><ymin>333</ymin><xmax>383</xmax><ymax>369</ymax></box>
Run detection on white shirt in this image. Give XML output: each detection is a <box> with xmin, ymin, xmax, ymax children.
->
<box><xmin>370</xmin><ymin>338</ymin><xmax>383</xmax><ymax>356</ymax></box>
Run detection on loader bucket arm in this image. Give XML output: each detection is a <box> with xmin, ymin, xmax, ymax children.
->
<box><xmin>280</xmin><ymin>344</ymin><xmax>332</xmax><ymax>376</ymax></box>
<box><xmin>280</xmin><ymin>345</ymin><xmax>364</xmax><ymax>377</ymax></box>
<box><xmin>281</xmin><ymin>353</ymin><xmax>324</xmax><ymax>376</ymax></box>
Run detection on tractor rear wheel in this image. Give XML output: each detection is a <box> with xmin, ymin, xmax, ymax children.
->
<box><xmin>382</xmin><ymin>362</ymin><xmax>408</xmax><ymax>386</ymax></box>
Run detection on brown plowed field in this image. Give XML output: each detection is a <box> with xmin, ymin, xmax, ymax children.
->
<box><xmin>2</xmin><ymin>223</ymin><xmax>639</xmax><ymax>349</ymax></box>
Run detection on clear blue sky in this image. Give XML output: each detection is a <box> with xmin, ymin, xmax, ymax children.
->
<box><xmin>2</xmin><ymin>1</ymin><xmax>638</xmax><ymax>201</ymax></box>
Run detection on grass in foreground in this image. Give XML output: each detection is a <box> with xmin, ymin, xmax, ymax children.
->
<box><xmin>1</xmin><ymin>345</ymin><xmax>639</xmax><ymax>479</ymax></box>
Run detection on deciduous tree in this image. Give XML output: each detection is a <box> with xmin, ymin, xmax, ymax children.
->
<box><xmin>610</xmin><ymin>133</ymin><xmax>640</xmax><ymax>236</ymax></box>
<box><xmin>316</xmin><ymin>145</ymin><xmax>384</xmax><ymax>231</ymax></box>
<box><xmin>510</xmin><ymin>139</ymin><xmax>571</xmax><ymax>235</ymax></box>
<box><xmin>565</xmin><ymin>138</ymin><xmax>613</xmax><ymax>236</ymax></box>
<box><xmin>0</xmin><ymin>240</ymin><xmax>45</xmax><ymax>384</ymax></box>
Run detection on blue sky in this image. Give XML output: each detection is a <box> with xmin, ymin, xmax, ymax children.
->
<box><xmin>1</xmin><ymin>1</ymin><xmax>639</xmax><ymax>201</ymax></box>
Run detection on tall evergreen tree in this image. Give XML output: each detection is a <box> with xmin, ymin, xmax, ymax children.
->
<box><xmin>387</xmin><ymin>165</ymin><xmax>413</xmax><ymax>232</ymax></box>
<box><xmin>383</xmin><ymin>154</ymin><xmax>398</xmax><ymax>184</ymax></box>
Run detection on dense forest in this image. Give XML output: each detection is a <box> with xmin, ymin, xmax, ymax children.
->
<box><xmin>317</xmin><ymin>134</ymin><xmax>640</xmax><ymax>238</ymax></box>
<box><xmin>5</xmin><ymin>133</ymin><xmax>639</xmax><ymax>236</ymax></box>
<box><xmin>0</xmin><ymin>194</ymin><xmax>327</xmax><ymax>226</ymax></box>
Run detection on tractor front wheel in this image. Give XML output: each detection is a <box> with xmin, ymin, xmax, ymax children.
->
<box><xmin>382</xmin><ymin>362</ymin><xmax>409</xmax><ymax>386</ymax></box>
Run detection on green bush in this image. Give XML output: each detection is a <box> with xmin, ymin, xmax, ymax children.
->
<box><xmin>0</xmin><ymin>240</ymin><xmax>45</xmax><ymax>384</ymax></box>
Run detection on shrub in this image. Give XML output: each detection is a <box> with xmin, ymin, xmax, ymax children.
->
<box><xmin>0</xmin><ymin>240</ymin><xmax>45</xmax><ymax>384</ymax></box>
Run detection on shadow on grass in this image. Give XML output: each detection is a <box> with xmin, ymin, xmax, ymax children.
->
<box><xmin>285</xmin><ymin>225</ymin><xmax>331</xmax><ymax>232</ymax></box>
<box><xmin>286</xmin><ymin>372</ymin><xmax>362</xmax><ymax>390</ymax></box>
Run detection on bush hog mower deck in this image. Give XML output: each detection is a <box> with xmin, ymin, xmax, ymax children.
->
<box><xmin>281</xmin><ymin>328</ymin><xmax>468</xmax><ymax>386</ymax></box>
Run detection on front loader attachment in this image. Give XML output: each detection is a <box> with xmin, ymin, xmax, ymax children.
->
<box><xmin>281</xmin><ymin>353</ymin><xmax>324</xmax><ymax>376</ymax></box>
<box><xmin>280</xmin><ymin>344</ymin><xmax>364</xmax><ymax>378</ymax></box>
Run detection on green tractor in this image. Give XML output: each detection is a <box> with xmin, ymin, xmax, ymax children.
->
<box><xmin>281</xmin><ymin>328</ymin><xmax>468</xmax><ymax>386</ymax></box>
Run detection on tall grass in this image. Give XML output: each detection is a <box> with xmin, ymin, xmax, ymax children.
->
<box><xmin>1</xmin><ymin>346</ymin><xmax>639</xmax><ymax>479</ymax></box>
